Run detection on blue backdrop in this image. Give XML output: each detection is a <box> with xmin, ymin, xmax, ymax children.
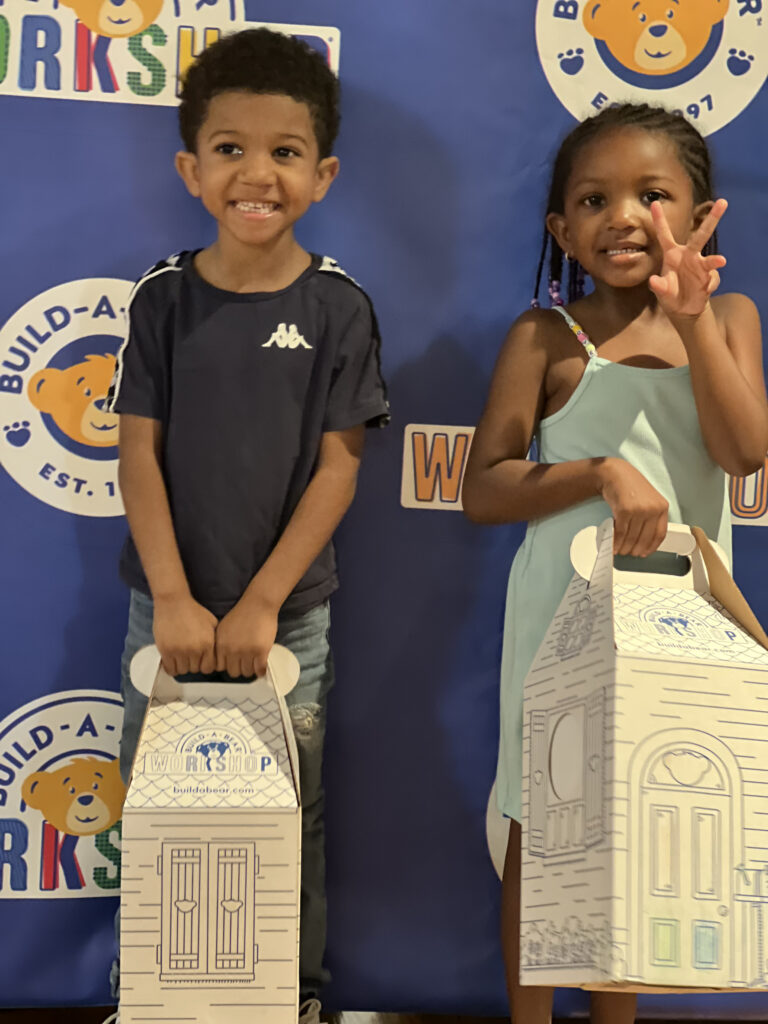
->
<box><xmin>1</xmin><ymin>0</ymin><xmax>767</xmax><ymax>1017</ymax></box>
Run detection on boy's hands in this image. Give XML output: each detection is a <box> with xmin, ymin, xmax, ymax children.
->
<box><xmin>153</xmin><ymin>592</ymin><xmax>278</xmax><ymax>680</ymax></box>
<box><xmin>648</xmin><ymin>199</ymin><xmax>728</xmax><ymax>320</ymax></box>
<box><xmin>214</xmin><ymin>593</ymin><xmax>278</xmax><ymax>679</ymax></box>
<box><xmin>596</xmin><ymin>457</ymin><xmax>669</xmax><ymax>557</ymax></box>
<box><xmin>153</xmin><ymin>594</ymin><xmax>218</xmax><ymax>677</ymax></box>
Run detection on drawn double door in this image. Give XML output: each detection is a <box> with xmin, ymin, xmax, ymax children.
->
<box><xmin>158</xmin><ymin>840</ymin><xmax>258</xmax><ymax>982</ymax></box>
<box><xmin>633</xmin><ymin>735</ymin><xmax>739</xmax><ymax>985</ymax></box>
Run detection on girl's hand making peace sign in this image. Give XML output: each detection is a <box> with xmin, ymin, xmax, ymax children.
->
<box><xmin>648</xmin><ymin>198</ymin><xmax>728</xmax><ymax>320</ymax></box>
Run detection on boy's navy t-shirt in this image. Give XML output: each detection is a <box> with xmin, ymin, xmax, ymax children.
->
<box><xmin>109</xmin><ymin>251</ymin><xmax>389</xmax><ymax>617</ymax></box>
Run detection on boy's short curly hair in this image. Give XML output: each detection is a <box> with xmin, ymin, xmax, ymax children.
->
<box><xmin>178</xmin><ymin>28</ymin><xmax>340</xmax><ymax>158</ymax></box>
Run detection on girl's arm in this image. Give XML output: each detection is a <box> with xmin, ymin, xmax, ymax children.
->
<box><xmin>462</xmin><ymin>312</ymin><xmax>669</xmax><ymax>556</ymax></box>
<box><xmin>650</xmin><ymin>200</ymin><xmax>768</xmax><ymax>476</ymax></box>
<box><xmin>674</xmin><ymin>296</ymin><xmax>767</xmax><ymax>476</ymax></box>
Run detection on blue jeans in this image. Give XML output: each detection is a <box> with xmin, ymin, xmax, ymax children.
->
<box><xmin>111</xmin><ymin>589</ymin><xmax>333</xmax><ymax>1003</ymax></box>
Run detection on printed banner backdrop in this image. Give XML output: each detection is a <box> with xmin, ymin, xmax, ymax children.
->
<box><xmin>1</xmin><ymin>0</ymin><xmax>767</xmax><ymax>1016</ymax></box>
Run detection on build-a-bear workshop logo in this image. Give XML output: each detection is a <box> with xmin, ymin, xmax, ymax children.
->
<box><xmin>0</xmin><ymin>279</ymin><xmax>134</xmax><ymax>516</ymax></box>
<box><xmin>0</xmin><ymin>690</ymin><xmax>125</xmax><ymax>899</ymax></box>
<box><xmin>537</xmin><ymin>0</ymin><xmax>766</xmax><ymax>135</ymax></box>
<box><xmin>0</xmin><ymin>1</ymin><xmax>340</xmax><ymax>107</ymax></box>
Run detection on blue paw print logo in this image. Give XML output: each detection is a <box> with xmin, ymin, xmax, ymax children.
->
<box><xmin>558</xmin><ymin>48</ymin><xmax>584</xmax><ymax>76</ymax></box>
<box><xmin>3</xmin><ymin>421</ymin><xmax>31</xmax><ymax>448</ymax></box>
<box><xmin>727</xmin><ymin>49</ymin><xmax>754</xmax><ymax>77</ymax></box>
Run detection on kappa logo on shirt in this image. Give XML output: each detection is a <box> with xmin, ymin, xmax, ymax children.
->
<box><xmin>262</xmin><ymin>324</ymin><xmax>312</xmax><ymax>350</ymax></box>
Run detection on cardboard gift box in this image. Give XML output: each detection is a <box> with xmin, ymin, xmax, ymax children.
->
<box><xmin>520</xmin><ymin>520</ymin><xmax>768</xmax><ymax>992</ymax></box>
<box><xmin>120</xmin><ymin>644</ymin><xmax>301</xmax><ymax>1023</ymax></box>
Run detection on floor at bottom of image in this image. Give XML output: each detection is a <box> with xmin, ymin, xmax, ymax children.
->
<box><xmin>0</xmin><ymin>1011</ymin><xmax>762</xmax><ymax>1023</ymax></box>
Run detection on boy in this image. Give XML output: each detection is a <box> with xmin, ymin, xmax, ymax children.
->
<box><xmin>106</xmin><ymin>28</ymin><xmax>389</xmax><ymax>1024</ymax></box>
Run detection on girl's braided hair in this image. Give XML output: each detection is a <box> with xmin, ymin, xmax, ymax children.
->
<box><xmin>532</xmin><ymin>103</ymin><xmax>718</xmax><ymax>308</ymax></box>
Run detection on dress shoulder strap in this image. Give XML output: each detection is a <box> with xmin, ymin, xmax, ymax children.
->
<box><xmin>551</xmin><ymin>305</ymin><xmax>598</xmax><ymax>360</ymax></box>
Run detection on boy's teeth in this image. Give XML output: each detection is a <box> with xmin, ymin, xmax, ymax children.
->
<box><xmin>236</xmin><ymin>201</ymin><xmax>276</xmax><ymax>213</ymax></box>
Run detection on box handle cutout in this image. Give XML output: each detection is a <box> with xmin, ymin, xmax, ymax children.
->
<box><xmin>614</xmin><ymin>552</ymin><xmax>692</xmax><ymax>577</ymax></box>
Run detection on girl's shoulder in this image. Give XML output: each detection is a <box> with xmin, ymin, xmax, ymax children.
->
<box><xmin>711</xmin><ymin>292</ymin><xmax>759</xmax><ymax>317</ymax></box>
<box><xmin>504</xmin><ymin>304</ymin><xmax>589</xmax><ymax>362</ymax></box>
<box><xmin>711</xmin><ymin>292</ymin><xmax>761</xmax><ymax>335</ymax></box>
<box><xmin>506</xmin><ymin>305</ymin><xmax>574</xmax><ymax>343</ymax></box>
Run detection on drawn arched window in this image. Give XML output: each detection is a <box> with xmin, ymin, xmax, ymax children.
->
<box><xmin>529</xmin><ymin>689</ymin><xmax>604</xmax><ymax>857</ymax></box>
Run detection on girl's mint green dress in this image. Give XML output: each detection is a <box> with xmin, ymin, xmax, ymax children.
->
<box><xmin>497</xmin><ymin>306</ymin><xmax>732</xmax><ymax>821</ymax></box>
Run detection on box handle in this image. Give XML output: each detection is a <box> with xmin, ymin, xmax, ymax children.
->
<box><xmin>129</xmin><ymin>644</ymin><xmax>300</xmax><ymax>703</ymax></box>
<box><xmin>571</xmin><ymin>520</ymin><xmax>709</xmax><ymax>589</ymax></box>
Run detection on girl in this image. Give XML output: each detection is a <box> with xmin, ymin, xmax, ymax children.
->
<box><xmin>462</xmin><ymin>103</ymin><xmax>768</xmax><ymax>1024</ymax></box>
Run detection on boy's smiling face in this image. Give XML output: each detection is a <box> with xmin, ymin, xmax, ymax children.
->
<box><xmin>175</xmin><ymin>91</ymin><xmax>339</xmax><ymax>255</ymax></box>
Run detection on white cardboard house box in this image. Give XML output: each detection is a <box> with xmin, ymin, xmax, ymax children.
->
<box><xmin>520</xmin><ymin>520</ymin><xmax>768</xmax><ymax>993</ymax></box>
<box><xmin>120</xmin><ymin>644</ymin><xmax>302</xmax><ymax>1023</ymax></box>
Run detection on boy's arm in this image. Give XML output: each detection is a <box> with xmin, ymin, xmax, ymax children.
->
<box><xmin>215</xmin><ymin>425</ymin><xmax>365</xmax><ymax>678</ymax></box>
<box><xmin>119</xmin><ymin>413</ymin><xmax>217</xmax><ymax>676</ymax></box>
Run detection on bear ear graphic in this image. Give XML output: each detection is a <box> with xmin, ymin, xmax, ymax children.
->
<box><xmin>28</xmin><ymin>369</ymin><xmax>56</xmax><ymax>411</ymax></box>
<box><xmin>30</xmin><ymin>371</ymin><xmax>48</xmax><ymax>396</ymax></box>
<box><xmin>21</xmin><ymin>773</ymin><xmax>43</xmax><ymax>807</ymax></box>
<box><xmin>583</xmin><ymin>0</ymin><xmax>604</xmax><ymax>32</ymax></box>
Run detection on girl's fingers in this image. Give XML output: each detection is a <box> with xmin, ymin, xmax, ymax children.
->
<box><xmin>632</xmin><ymin>517</ymin><xmax>659</xmax><ymax>558</ymax></box>
<box><xmin>649</xmin><ymin>273</ymin><xmax>679</xmax><ymax>301</ymax></box>
<box><xmin>648</xmin><ymin>273</ymin><xmax>667</xmax><ymax>296</ymax></box>
<box><xmin>688</xmin><ymin>198</ymin><xmax>728</xmax><ymax>252</ymax></box>
<box><xmin>650</xmin><ymin>201</ymin><xmax>677</xmax><ymax>250</ymax></box>
<box><xmin>706</xmin><ymin>270</ymin><xmax>721</xmax><ymax>296</ymax></box>
<box><xmin>703</xmin><ymin>253</ymin><xmax>727</xmax><ymax>271</ymax></box>
<box><xmin>619</xmin><ymin>516</ymin><xmax>643</xmax><ymax>557</ymax></box>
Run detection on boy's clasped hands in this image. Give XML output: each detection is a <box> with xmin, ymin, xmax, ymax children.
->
<box><xmin>153</xmin><ymin>588</ymin><xmax>276</xmax><ymax>679</ymax></box>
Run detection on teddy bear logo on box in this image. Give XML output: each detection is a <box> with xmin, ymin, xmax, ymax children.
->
<box><xmin>0</xmin><ymin>278</ymin><xmax>133</xmax><ymax>517</ymax></box>
<box><xmin>536</xmin><ymin>0</ymin><xmax>766</xmax><ymax>135</ymax></box>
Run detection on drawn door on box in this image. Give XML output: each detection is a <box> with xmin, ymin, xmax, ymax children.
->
<box><xmin>628</xmin><ymin>731</ymin><xmax>743</xmax><ymax>985</ymax></box>
<box><xmin>159</xmin><ymin>841</ymin><xmax>258</xmax><ymax>982</ymax></box>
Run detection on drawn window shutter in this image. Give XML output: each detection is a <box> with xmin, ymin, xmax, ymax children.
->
<box><xmin>163</xmin><ymin>844</ymin><xmax>205</xmax><ymax>977</ymax></box>
<box><xmin>529</xmin><ymin>711</ymin><xmax>548</xmax><ymax>856</ymax></box>
<box><xmin>585</xmin><ymin>689</ymin><xmax>604</xmax><ymax>847</ymax></box>
<box><xmin>212</xmin><ymin>844</ymin><xmax>255</xmax><ymax>976</ymax></box>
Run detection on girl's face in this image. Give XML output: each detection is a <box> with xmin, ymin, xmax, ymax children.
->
<box><xmin>547</xmin><ymin>127</ymin><xmax>712</xmax><ymax>292</ymax></box>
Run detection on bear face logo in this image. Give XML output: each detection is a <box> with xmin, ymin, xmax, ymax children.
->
<box><xmin>583</xmin><ymin>0</ymin><xmax>729</xmax><ymax>75</ymax></box>
<box><xmin>22</xmin><ymin>756</ymin><xmax>126</xmax><ymax>836</ymax></box>
<box><xmin>59</xmin><ymin>0</ymin><xmax>164</xmax><ymax>38</ymax></box>
<box><xmin>28</xmin><ymin>353</ymin><xmax>119</xmax><ymax>448</ymax></box>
